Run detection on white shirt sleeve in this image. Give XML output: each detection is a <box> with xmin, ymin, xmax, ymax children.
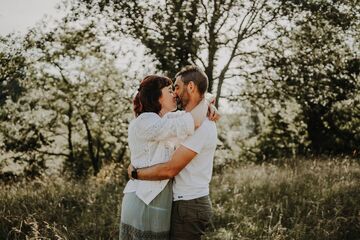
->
<box><xmin>164</xmin><ymin>110</ymin><xmax>186</xmax><ymax>118</ymax></box>
<box><xmin>135</xmin><ymin>112</ymin><xmax>195</xmax><ymax>141</ymax></box>
<box><xmin>181</xmin><ymin>122</ymin><xmax>208</xmax><ymax>154</ymax></box>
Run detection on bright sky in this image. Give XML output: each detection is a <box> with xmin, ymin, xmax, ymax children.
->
<box><xmin>0</xmin><ymin>0</ymin><xmax>62</xmax><ymax>36</ymax></box>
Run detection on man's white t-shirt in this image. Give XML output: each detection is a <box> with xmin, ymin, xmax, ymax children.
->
<box><xmin>173</xmin><ymin>118</ymin><xmax>217</xmax><ymax>201</ymax></box>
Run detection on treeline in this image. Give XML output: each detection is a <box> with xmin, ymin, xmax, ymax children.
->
<box><xmin>0</xmin><ymin>0</ymin><xmax>359</xmax><ymax>179</ymax></box>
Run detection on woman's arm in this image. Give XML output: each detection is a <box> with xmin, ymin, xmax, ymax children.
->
<box><xmin>135</xmin><ymin>112</ymin><xmax>195</xmax><ymax>141</ymax></box>
<box><xmin>135</xmin><ymin>98</ymin><xmax>219</xmax><ymax>141</ymax></box>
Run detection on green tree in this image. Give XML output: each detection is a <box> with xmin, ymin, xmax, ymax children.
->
<box><xmin>79</xmin><ymin>0</ymin><xmax>288</xmax><ymax>107</ymax></box>
<box><xmin>0</xmin><ymin>36</ymin><xmax>25</xmax><ymax>106</ymax></box>
<box><xmin>242</xmin><ymin>0</ymin><xmax>360</xmax><ymax>157</ymax></box>
<box><xmin>0</xmin><ymin>17</ymin><xmax>132</xmax><ymax>177</ymax></box>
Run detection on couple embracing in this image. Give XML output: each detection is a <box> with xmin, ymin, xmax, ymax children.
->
<box><xmin>120</xmin><ymin>65</ymin><xmax>219</xmax><ymax>240</ymax></box>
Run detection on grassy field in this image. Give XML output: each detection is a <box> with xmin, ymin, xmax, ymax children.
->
<box><xmin>1</xmin><ymin>157</ymin><xmax>360</xmax><ymax>240</ymax></box>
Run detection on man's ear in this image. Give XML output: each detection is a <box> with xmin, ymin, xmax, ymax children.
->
<box><xmin>187</xmin><ymin>81</ymin><xmax>195</xmax><ymax>93</ymax></box>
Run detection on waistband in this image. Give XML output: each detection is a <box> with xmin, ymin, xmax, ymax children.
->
<box><xmin>173</xmin><ymin>195</ymin><xmax>210</xmax><ymax>204</ymax></box>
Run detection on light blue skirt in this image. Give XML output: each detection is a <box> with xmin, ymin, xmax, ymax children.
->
<box><xmin>120</xmin><ymin>181</ymin><xmax>172</xmax><ymax>240</ymax></box>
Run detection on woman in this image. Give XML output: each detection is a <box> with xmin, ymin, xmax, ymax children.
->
<box><xmin>119</xmin><ymin>75</ymin><xmax>212</xmax><ymax>240</ymax></box>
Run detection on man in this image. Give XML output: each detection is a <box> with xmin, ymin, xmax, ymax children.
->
<box><xmin>129</xmin><ymin>65</ymin><xmax>218</xmax><ymax>240</ymax></box>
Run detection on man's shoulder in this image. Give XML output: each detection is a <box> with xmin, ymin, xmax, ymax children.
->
<box><xmin>192</xmin><ymin>119</ymin><xmax>217</xmax><ymax>140</ymax></box>
<box><xmin>180</xmin><ymin>118</ymin><xmax>217</xmax><ymax>153</ymax></box>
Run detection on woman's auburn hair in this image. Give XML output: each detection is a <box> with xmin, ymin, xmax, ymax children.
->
<box><xmin>133</xmin><ymin>75</ymin><xmax>172</xmax><ymax>117</ymax></box>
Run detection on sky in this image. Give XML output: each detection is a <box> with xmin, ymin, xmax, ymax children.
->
<box><xmin>0</xmin><ymin>0</ymin><xmax>62</xmax><ymax>36</ymax></box>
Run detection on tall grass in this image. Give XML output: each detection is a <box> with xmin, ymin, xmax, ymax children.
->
<box><xmin>206</xmin><ymin>157</ymin><xmax>360</xmax><ymax>240</ymax></box>
<box><xmin>0</xmin><ymin>164</ymin><xmax>127</xmax><ymax>240</ymax></box>
<box><xmin>1</xmin><ymin>157</ymin><xmax>360</xmax><ymax>239</ymax></box>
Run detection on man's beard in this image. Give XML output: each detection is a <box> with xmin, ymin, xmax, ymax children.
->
<box><xmin>176</xmin><ymin>92</ymin><xmax>189</xmax><ymax>110</ymax></box>
<box><xmin>176</xmin><ymin>97</ymin><xmax>184</xmax><ymax>110</ymax></box>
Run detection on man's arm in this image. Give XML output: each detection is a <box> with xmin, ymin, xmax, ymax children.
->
<box><xmin>129</xmin><ymin>145</ymin><xmax>197</xmax><ymax>180</ymax></box>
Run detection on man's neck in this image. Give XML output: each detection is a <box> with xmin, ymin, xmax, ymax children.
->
<box><xmin>184</xmin><ymin>95</ymin><xmax>203</xmax><ymax>112</ymax></box>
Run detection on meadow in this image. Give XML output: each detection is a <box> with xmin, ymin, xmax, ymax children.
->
<box><xmin>1</xmin><ymin>157</ymin><xmax>360</xmax><ymax>240</ymax></box>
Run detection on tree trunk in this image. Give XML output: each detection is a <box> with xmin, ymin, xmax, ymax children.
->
<box><xmin>205</xmin><ymin>6</ymin><xmax>219</xmax><ymax>93</ymax></box>
<box><xmin>305</xmin><ymin>107</ymin><xmax>328</xmax><ymax>154</ymax></box>
<box><xmin>67</xmin><ymin>102</ymin><xmax>75</xmax><ymax>163</ymax></box>
<box><xmin>81</xmin><ymin>115</ymin><xmax>100</xmax><ymax>176</ymax></box>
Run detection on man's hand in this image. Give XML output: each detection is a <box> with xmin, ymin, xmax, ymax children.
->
<box><xmin>208</xmin><ymin>104</ymin><xmax>221</xmax><ymax>122</ymax></box>
<box><xmin>205</xmin><ymin>93</ymin><xmax>220</xmax><ymax>122</ymax></box>
<box><xmin>128</xmin><ymin>164</ymin><xmax>134</xmax><ymax>180</ymax></box>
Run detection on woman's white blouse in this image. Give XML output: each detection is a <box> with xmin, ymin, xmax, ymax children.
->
<box><xmin>123</xmin><ymin>111</ymin><xmax>194</xmax><ymax>205</ymax></box>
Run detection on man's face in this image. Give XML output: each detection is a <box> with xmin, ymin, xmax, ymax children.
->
<box><xmin>174</xmin><ymin>77</ymin><xmax>190</xmax><ymax>109</ymax></box>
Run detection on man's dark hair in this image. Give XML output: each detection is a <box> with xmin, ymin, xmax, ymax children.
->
<box><xmin>175</xmin><ymin>65</ymin><xmax>208</xmax><ymax>95</ymax></box>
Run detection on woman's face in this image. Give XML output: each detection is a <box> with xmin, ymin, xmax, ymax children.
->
<box><xmin>159</xmin><ymin>85</ymin><xmax>177</xmax><ymax>115</ymax></box>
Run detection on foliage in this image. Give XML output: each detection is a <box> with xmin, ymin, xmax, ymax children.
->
<box><xmin>77</xmin><ymin>0</ymin><xmax>359</xmax><ymax>161</ymax></box>
<box><xmin>1</xmin><ymin>0</ymin><xmax>359</xmax><ymax>179</ymax></box>
<box><xmin>239</xmin><ymin>0</ymin><xmax>360</xmax><ymax>159</ymax></box>
<box><xmin>80</xmin><ymin>0</ymin><xmax>289</xmax><ymax>107</ymax></box>
<box><xmin>0</xmin><ymin>36</ymin><xmax>25</xmax><ymax>106</ymax></box>
<box><xmin>0</xmin><ymin>15</ymin><xmax>133</xmax><ymax>178</ymax></box>
<box><xmin>253</xmin><ymin>107</ymin><xmax>309</xmax><ymax>162</ymax></box>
